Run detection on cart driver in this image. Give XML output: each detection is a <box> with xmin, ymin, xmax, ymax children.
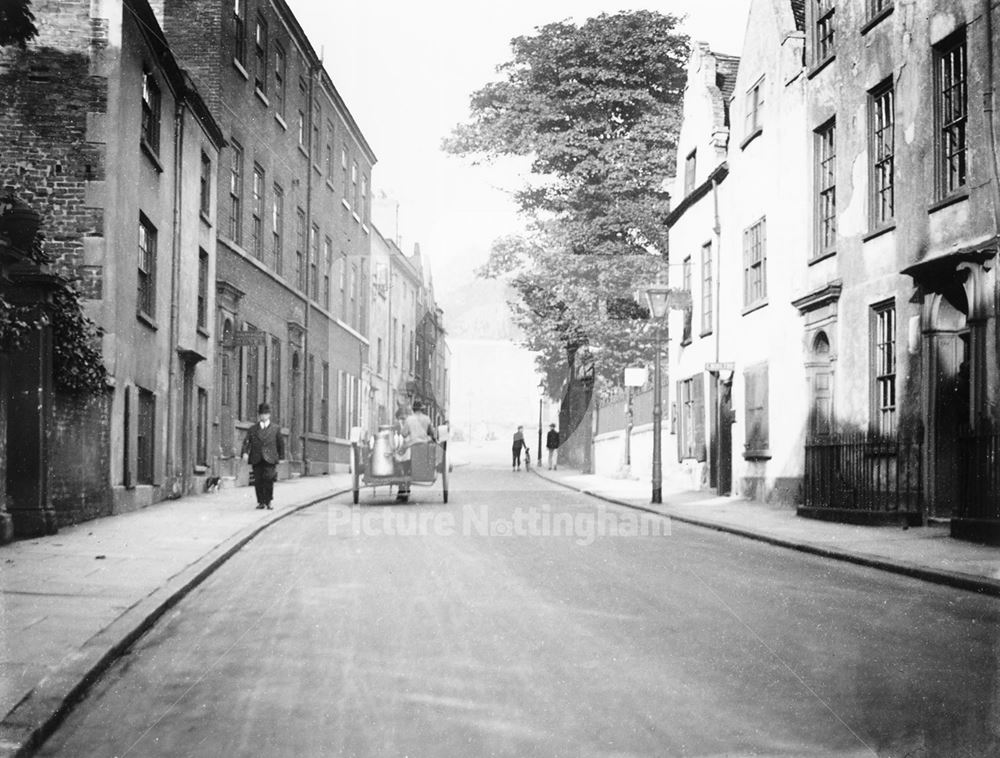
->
<box><xmin>395</xmin><ymin>400</ymin><xmax>437</xmax><ymax>501</ymax></box>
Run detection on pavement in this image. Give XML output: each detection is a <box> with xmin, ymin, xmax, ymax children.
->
<box><xmin>532</xmin><ymin>465</ymin><xmax>1000</xmax><ymax>598</ymax></box>
<box><xmin>0</xmin><ymin>473</ymin><xmax>353</xmax><ymax>758</ymax></box>
<box><xmin>1</xmin><ymin>456</ymin><xmax>998</xmax><ymax>756</ymax></box>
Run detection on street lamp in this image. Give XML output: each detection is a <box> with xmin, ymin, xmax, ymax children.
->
<box><xmin>645</xmin><ymin>281</ymin><xmax>671</xmax><ymax>504</ymax></box>
<box><xmin>537</xmin><ymin>380</ymin><xmax>545</xmax><ymax>467</ymax></box>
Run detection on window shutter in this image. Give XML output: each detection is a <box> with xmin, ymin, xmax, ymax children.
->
<box><xmin>693</xmin><ymin>375</ymin><xmax>706</xmax><ymax>462</ymax></box>
<box><xmin>759</xmin><ymin>365</ymin><xmax>770</xmax><ymax>451</ymax></box>
<box><xmin>676</xmin><ymin>380</ymin><xmax>685</xmax><ymax>462</ymax></box>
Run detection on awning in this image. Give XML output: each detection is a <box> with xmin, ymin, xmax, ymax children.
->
<box><xmin>900</xmin><ymin>237</ymin><xmax>996</xmax><ymax>313</ymax></box>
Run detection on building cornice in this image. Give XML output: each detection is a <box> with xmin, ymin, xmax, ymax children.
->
<box><xmin>664</xmin><ymin>162</ymin><xmax>729</xmax><ymax>229</ymax></box>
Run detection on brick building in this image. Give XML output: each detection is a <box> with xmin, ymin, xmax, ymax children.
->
<box><xmin>151</xmin><ymin>0</ymin><xmax>376</xmax><ymax>479</ymax></box>
<box><xmin>1</xmin><ymin>0</ymin><xmax>225</xmax><ymax>527</ymax></box>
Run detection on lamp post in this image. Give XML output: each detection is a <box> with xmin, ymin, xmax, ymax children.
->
<box><xmin>645</xmin><ymin>282</ymin><xmax>671</xmax><ymax>504</ymax></box>
<box><xmin>537</xmin><ymin>381</ymin><xmax>544</xmax><ymax>467</ymax></box>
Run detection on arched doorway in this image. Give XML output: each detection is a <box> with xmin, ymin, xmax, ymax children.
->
<box><xmin>289</xmin><ymin>351</ymin><xmax>301</xmax><ymax>462</ymax></box>
<box><xmin>807</xmin><ymin>331</ymin><xmax>834</xmax><ymax>438</ymax></box>
<box><xmin>926</xmin><ymin>292</ymin><xmax>970</xmax><ymax>518</ymax></box>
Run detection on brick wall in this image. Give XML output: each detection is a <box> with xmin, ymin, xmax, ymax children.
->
<box><xmin>50</xmin><ymin>390</ymin><xmax>113</xmax><ymax>526</ymax></box>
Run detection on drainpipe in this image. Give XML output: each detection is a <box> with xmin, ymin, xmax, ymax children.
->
<box><xmin>167</xmin><ymin>100</ymin><xmax>185</xmax><ymax>497</ymax></box>
<box><xmin>302</xmin><ymin>64</ymin><xmax>316</xmax><ymax>474</ymax></box>
<box><xmin>985</xmin><ymin>0</ymin><xmax>1000</xmax><ymax>418</ymax></box>
<box><xmin>711</xmin><ymin>175</ymin><xmax>725</xmax><ymax>493</ymax></box>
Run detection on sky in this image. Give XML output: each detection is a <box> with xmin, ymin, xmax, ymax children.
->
<box><xmin>287</xmin><ymin>0</ymin><xmax>752</xmax><ymax>299</ymax></box>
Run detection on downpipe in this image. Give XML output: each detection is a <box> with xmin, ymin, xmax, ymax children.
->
<box><xmin>166</xmin><ymin>101</ymin><xmax>185</xmax><ymax>497</ymax></box>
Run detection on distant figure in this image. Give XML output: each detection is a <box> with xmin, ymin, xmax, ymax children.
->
<box><xmin>241</xmin><ymin>403</ymin><xmax>285</xmax><ymax>510</ymax></box>
<box><xmin>546</xmin><ymin>423</ymin><xmax>560</xmax><ymax>470</ymax></box>
<box><xmin>512</xmin><ymin>425</ymin><xmax>525</xmax><ymax>471</ymax></box>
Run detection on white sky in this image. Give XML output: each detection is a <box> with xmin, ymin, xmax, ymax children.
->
<box><xmin>287</xmin><ymin>0</ymin><xmax>752</xmax><ymax>296</ymax></box>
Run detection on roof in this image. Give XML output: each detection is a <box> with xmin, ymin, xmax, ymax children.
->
<box><xmin>790</xmin><ymin>0</ymin><xmax>805</xmax><ymax>31</ymax></box>
<box><xmin>714</xmin><ymin>53</ymin><xmax>740</xmax><ymax>103</ymax></box>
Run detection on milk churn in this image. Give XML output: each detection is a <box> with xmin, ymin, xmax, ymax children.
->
<box><xmin>370</xmin><ymin>425</ymin><xmax>396</xmax><ymax>477</ymax></box>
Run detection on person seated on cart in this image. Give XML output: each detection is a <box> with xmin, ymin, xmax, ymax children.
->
<box><xmin>395</xmin><ymin>400</ymin><xmax>437</xmax><ymax>501</ymax></box>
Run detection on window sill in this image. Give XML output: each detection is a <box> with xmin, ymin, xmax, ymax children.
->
<box><xmin>352</xmin><ymin>212</ymin><xmax>361</xmax><ymax>224</ymax></box>
<box><xmin>742</xmin><ymin>299</ymin><xmax>768</xmax><ymax>316</ymax></box>
<box><xmin>928</xmin><ymin>191</ymin><xmax>969</xmax><ymax>215</ymax></box>
<box><xmin>739</xmin><ymin>127</ymin><xmax>763</xmax><ymax>151</ymax></box>
<box><xmin>274</xmin><ymin>113</ymin><xmax>287</xmax><ymax>131</ymax></box>
<box><xmin>341</xmin><ymin>198</ymin><xmax>351</xmax><ymax>211</ymax></box>
<box><xmin>297</xmin><ymin>144</ymin><xmax>309</xmax><ymax>159</ymax></box>
<box><xmin>362</xmin><ymin>224</ymin><xmax>369</xmax><ymax>235</ymax></box>
<box><xmin>808</xmin><ymin>249</ymin><xmax>836</xmax><ymax>266</ymax></box>
<box><xmin>140</xmin><ymin>139</ymin><xmax>163</xmax><ymax>173</ymax></box>
<box><xmin>326</xmin><ymin>179</ymin><xmax>336</xmax><ymax>192</ymax></box>
<box><xmin>860</xmin><ymin>6</ymin><xmax>893</xmax><ymax>35</ymax></box>
<box><xmin>232</xmin><ymin>58</ymin><xmax>249</xmax><ymax>80</ymax></box>
<box><xmin>199</xmin><ymin>210</ymin><xmax>212</xmax><ymax>227</ymax></box>
<box><xmin>137</xmin><ymin>311</ymin><xmax>158</xmax><ymax>330</ymax></box>
<box><xmin>197</xmin><ymin>326</ymin><xmax>210</xmax><ymax>338</ymax></box>
<box><xmin>699</xmin><ymin>328</ymin><xmax>714</xmax><ymax>339</ymax></box>
<box><xmin>862</xmin><ymin>223</ymin><xmax>895</xmax><ymax>243</ymax></box>
<box><xmin>254</xmin><ymin>87</ymin><xmax>270</xmax><ymax>106</ymax></box>
<box><xmin>313</xmin><ymin>163</ymin><xmax>323</xmax><ymax>176</ymax></box>
<box><xmin>807</xmin><ymin>54</ymin><xmax>835</xmax><ymax>80</ymax></box>
<box><xmin>680</xmin><ymin>337</ymin><xmax>692</xmax><ymax>347</ymax></box>
<box><xmin>742</xmin><ymin>449</ymin><xmax>772</xmax><ymax>461</ymax></box>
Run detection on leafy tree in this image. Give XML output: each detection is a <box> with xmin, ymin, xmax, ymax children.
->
<box><xmin>0</xmin><ymin>0</ymin><xmax>39</xmax><ymax>48</ymax></box>
<box><xmin>445</xmin><ymin>11</ymin><xmax>689</xmax><ymax>392</ymax></box>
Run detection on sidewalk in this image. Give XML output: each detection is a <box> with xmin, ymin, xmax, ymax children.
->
<box><xmin>534</xmin><ymin>467</ymin><xmax>1000</xmax><ymax>597</ymax></box>
<box><xmin>0</xmin><ymin>473</ymin><xmax>352</xmax><ymax>758</ymax></box>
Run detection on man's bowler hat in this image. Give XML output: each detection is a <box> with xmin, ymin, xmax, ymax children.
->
<box><xmin>258</xmin><ymin>403</ymin><xmax>271</xmax><ymax>414</ymax></box>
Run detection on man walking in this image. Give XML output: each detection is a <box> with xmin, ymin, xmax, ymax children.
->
<box><xmin>546</xmin><ymin>423</ymin><xmax>560</xmax><ymax>470</ymax></box>
<box><xmin>512</xmin><ymin>425</ymin><xmax>525</xmax><ymax>471</ymax></box>
<box><xmin>241</xmin><ymin>402</ymin><xmax>285</xmax><ymax>509</ymax></box>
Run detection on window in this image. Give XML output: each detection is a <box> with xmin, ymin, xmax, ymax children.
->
<box><xmin>815</xmin><ymin>120</ymin><xmax>836</xmax><ymax>255</ymax></box>
<box><xmin>312</xmin><ymin>100</ymin><xmax>321</xmax><ymax>162</ymax></box>
<box><xmin>273</xmin><ymin>45</ymin><xmax>286</xmax><ymax>117</ymax></box>
<box><xmin>297</xmin><ymin>110</ymin><xmax>305</xmax><ymax>149</ymax></box>
<box><xmin>350</xmin><ymin>264</ymin><xmax>358</xmax><ymax>327</ymax></box>
<box><xmin>137</xmin><ymin>214</ymin><xmax>157</xmax><ymax>318</ymax></box>
<box><xmin>676</xmin><ymin>376</ymin><xmax>705</xmax><ymax>462</ymax></box>
<box><xmin>683</xmin><ymin>150</ymin><xmax>697</xmax><ymax>196</ymax></box>
<box><xmin>341</xmin><ymin>147</ymin><xmax>349</xmax><ymax>199</ymax></box>
<box><xmin>323</xmin><ymin>237</ymin><xmax>332</xmax><ymax>310</ymax></box>
<box><xmin>310</xmin><ymin>224</ymin><xmax>319</xmax><ymax>301</ymax></box>
<box><xmin>272</xmin><ymin>183</ymin><xmax>283</xmax><ymax>273</ymax></box>
<box><xmin>229</xmin><ymin>140</ymin><xmax>243</xmax><ymax>243</ymax></box>
<box><xmin>701</xmin><ymin>242</ymin><xmax>713</xmax><ymax>334</ymax></box>
<box><xmin>197</xmin><ymin>248</ymin><xmax>208</xmax><ymax>330</ymax></box>
<box><xmin>251</xmin><ymin>164</ymin><xmax>264</xmax><ymax>259</ymax></box>
<box><xmin>868</xmin><ymin>0</ymin><xmax>892</xmax><ymax>19</ymax></box>
<box><xmin>295</xmin><ymin>208</ymin><xmax>306</xmax><ymax>291</ymax></box>
<box><xmin>744</xmin><ymin>364</ymin><xmax>770</xmax><ymax>457</ymax></box>
<box><xmin>325</xmin><ymin>122</ymin><xmax>334</xmax><ymax>178</ymax></box>
<box><xmin>199</xmin><ymin>152</ymin><xmax>211</xmax><ymax>216</ymax></box>
<box><xmin>269</xmin><ymin>336</ymin><xmax>281</xmax><ymax>419</ymax></box>
<box><xmin>814</xmin><ymin>0</ymin><xmax>835</xmax><ymax>62</ymax></box>
<box><xmin>141</xmin><ymin>71</ymin><xmax>161</xmax><ymax>153</ymax></box>
<box><xmin>137</xmin><ymin>387</ymin><xmax>155</xmax><ymax>484</ymax></box>
<box><xmin>241</xmin><ymin>325</ymin><xmax>261</xmax><ymax>422</ymax></box>
<box><xmin>321</xmin><ymin>361</ymin><xmax>330</xmax><ymax>435</ymax></box>
<box><xmin>869</xmin><ymin>83</ymin><xmax>894</xmax><ymax>226</ymax></box>
<box><xmin>392</xmin><ymin>317</ymin><xmax>398</xmax><ymax>366</ymax></box>
<box><xmin>743</xmin><ymin>218</ymin><xmax>767</xmax><ymax>307</ymax></box>
<box><xmin>352</xmin><ymin>161</ymin><xmax>359</xmax><ymax>208</ymax></box>
<box><xmin>361</xmin><ymin>175</ymin><xmax>369</xmax><ymax>223</ymax></box>
<box><xmin>233</xmin><ymin>0</ymin><xmax>246</xmax><ymax>67</ymax></box>
<box><xmin>253</xmin><ymin>15</ymin><xmax>267</xmax><ymax>93</ymax></box>
<box><xmin>745</xmin><ymin>78</ymin><xmax>763</xmax><ymax>137</ymax></box>
<box><xmin>196</xmin><ymin>388</ymin><xmax>208</xmax><ymax>467</ymax></box>
<box><xmin>871</xmin><ymin>301</ymin><xmax>896</xmax><ymax>436</ymax></box>
<box><xmin>307</xmin><ymin>354</ymin><xmax>316</xmax><ymax>433</ymax></box>
<box><xmin>681</xmin><ymin>255</ymin><xmax>692</xmax><ymax>343</ymax></box>
<box><xmin>377</xmin><ymin>337</ymin><xmax>383</xmax><ymax>375</ymax></box>
<box><xmin>221</xmin><ymin>319</ymin><xmax>233</xmax><ymax>407</ymax></box>
<box><xmin>339</xmin><ymin>254</ymin><xmax>347</xmax><ymax>320</ymax></box>
<box><xmin>936</xmin><ymin>31</ymin><xmax>967</xmax><ymax>197</ymax></box>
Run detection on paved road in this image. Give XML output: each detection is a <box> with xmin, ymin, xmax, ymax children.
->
<box><xmin>37</xmin><ymin>466</ymin><xmax>1000</xmax><ymax>757</ymax></box>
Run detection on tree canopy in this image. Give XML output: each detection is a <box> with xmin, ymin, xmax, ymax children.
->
<box><xmin>445</xmin><ymin>11</ymin><xmax>689</xmax><ymax>392</ymax></box>
<box><xmin>0</xmin><ymin>0</ymin><xmax>39</xmax><ymax>48</ymax></box>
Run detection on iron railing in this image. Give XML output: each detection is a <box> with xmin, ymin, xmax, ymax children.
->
<box><xmin>957</xmin><ymin>426</ymin><xmax>1000</xmax><ymax>521</ymax></box>
<box><xmin>804</xmin><ymin>432</ymin><xmax>923</xmax><ymax>514</ymax></box>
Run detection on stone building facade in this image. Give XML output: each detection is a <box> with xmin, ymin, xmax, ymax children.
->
<box><xmin>1</xmin><ymin>0</ymin><xmax>225</xmax><ymax>525</ymax></box>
